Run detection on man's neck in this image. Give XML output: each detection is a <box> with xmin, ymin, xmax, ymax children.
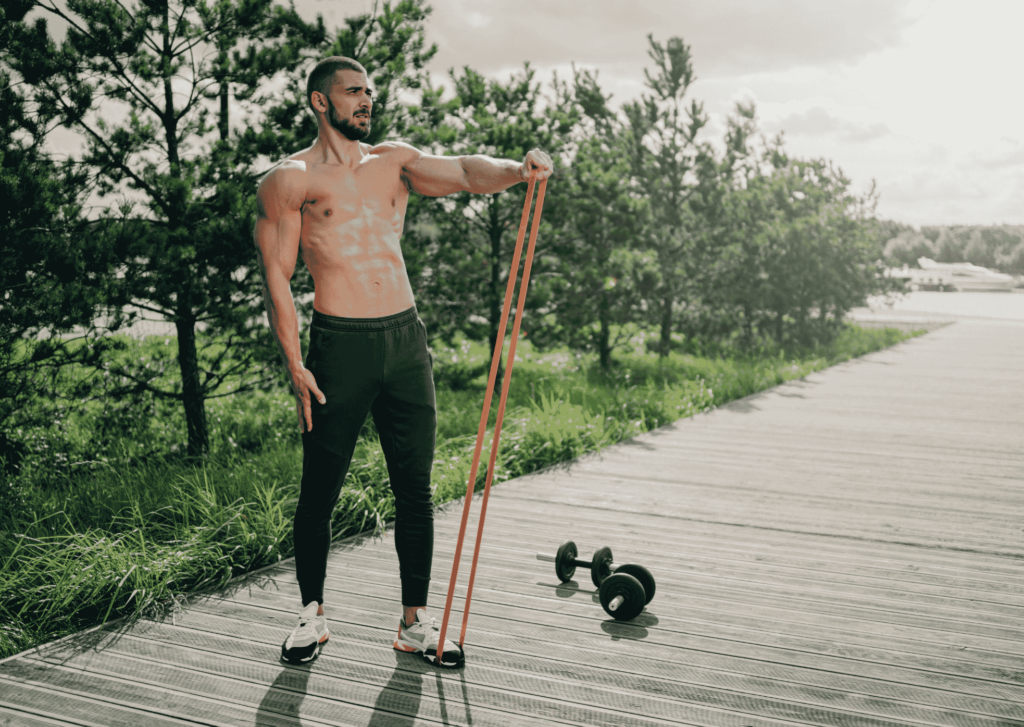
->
<box><xmin>313</xmin><ymin>126</ymin><xmax>367</xmax><ymax>168</ymax></box>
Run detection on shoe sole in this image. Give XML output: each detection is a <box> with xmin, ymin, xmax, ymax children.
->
<box><xmin>423</xmin><ymin>646</ymin><xmax>466</xmax><ymax>669</ymax></box>
<box><xmin>394</xmin><ymin>632</ymin><xmax>465</xmax><ymax>668</ymax></box>
<box><xmin>282</xmin><ymin>631</ymin><xmax>329</xmax><ymax>664</ymax></box>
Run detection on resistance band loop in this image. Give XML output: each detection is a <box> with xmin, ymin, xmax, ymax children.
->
<box><xmin>436</xmin><ymin>174</ymin><xmax>548</xmax><ymax>654</ymax></box>
<box><xmin>459</xmin><ymin>178</ymin><xmax>547</xmax><ymax>645</ymax></box>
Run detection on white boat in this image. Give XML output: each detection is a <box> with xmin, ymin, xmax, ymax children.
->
<box><xmin>888</xmin><ymin>258</ymin><xmax>1018</xmax><ymax>292</ymax></box>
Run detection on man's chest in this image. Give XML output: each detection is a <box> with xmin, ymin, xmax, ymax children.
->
<box><xmin>301</xmin><ymin>159</ymin><xmax>408</xmax><ymax>226</ymax></box>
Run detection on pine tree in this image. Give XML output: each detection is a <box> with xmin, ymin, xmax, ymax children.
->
<box><xmin>402</xmin><ymin>63</ymin><xmax>577</xmax><ymax>386</ymax></box>
<box><xmin>0</xmin><ymin>1</ymin><xmax>117</xmax><ymax>468</ymax></box>
<box><xmin>9</xmin><ymin>0</ymin><xmax>434</xmax><ymax>457</ymax></box>
<box><xmin>527</xmin><ymin>67</ymin><xmax>654</xmax><ymax>372</ymax></box>
<box><xmin>622</xmin><ymin>35</ymin><xmax>709</xmax><ymax>357</ymax></box>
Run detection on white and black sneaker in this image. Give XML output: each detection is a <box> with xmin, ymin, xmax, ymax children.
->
<box><xmin>393</xmin><ymin>608</ymin><xmax>465</xmax><ymax>668</ymax></box>
<box><xmin>281</xmin><ymin>602</ymin><xmax>329</xmax><ymax>664</ymax></box>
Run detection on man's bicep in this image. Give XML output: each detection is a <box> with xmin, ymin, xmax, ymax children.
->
<box><xmin>403</xmin><ymin>153</ymin><xmax>469</xmax><ymax>197</ymax></box>
<box><xmin>255</xmin><ymin>216</ymin><xmax>301</xmax><ymax>278</ymax></box>
<box><xmin>255</xmin><ymin>217</ymin><xmax>302</xmax><ymax>287</ymax></box>
<box><xmin>254</xmin><ymin>172</ymin><xmax>304</xmax><ymax>281</ymax></box>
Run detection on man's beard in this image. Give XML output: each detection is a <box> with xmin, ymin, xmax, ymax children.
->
<box><xmin>327</xmin><ymin>98</ymin><xmax>371</xmax><ymax>141</ymax></box>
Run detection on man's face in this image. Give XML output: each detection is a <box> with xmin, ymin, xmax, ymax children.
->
<box><xmin>323</xmin><ymin>69</ymin><xmax>373</xmax><ymax>141</ymax></box>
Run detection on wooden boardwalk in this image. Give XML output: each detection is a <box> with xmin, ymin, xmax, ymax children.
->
<box><xmin>2</xmin><ymin>317</ymin><xmax>1023</xmax><ymax>726</ymax></box>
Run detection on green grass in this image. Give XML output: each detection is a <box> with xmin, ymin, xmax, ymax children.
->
<box><xmin>0</xmin><ymin>324</ymin><xmax>923</xmax><ymax>659</ymax></box>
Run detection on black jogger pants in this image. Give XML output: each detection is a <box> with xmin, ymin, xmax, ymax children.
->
<box><xmin>294</xmin><ymin>305</ymin><xmax>436</xmax><ymax>607</ymax></box>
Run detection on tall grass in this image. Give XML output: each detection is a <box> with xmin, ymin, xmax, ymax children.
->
<box><xmin>0</xmin><ymin>324</ymin><xmax>922</xmax><ymax>658</ymax></box>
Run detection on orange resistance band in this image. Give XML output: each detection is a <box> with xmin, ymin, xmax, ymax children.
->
<box><xmin>436</xmin><ymin>174</ymin><xmax>548</xmax><ymax>654</ymax></box>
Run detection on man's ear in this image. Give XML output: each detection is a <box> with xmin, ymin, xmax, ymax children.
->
<box><xmin>311</xmin><ymin>91</ymin><xmax>327</xmax><ymax>114</ymax></box>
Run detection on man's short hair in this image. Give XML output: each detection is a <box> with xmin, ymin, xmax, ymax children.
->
<box><xmin>306</xmin><ymin>56</ymin><xmax>368</xmax><ymax>111</ymax></box>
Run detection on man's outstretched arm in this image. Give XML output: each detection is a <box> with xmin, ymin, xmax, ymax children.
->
<box><xmin>391</xmin><ymin>143</ymin><xmax>553</xmax><ymax>197</ymax></box>
<box><xmin>253</xmin><ymin>163</ymin><xmax>325</xmax><ymax>433</ymax></box>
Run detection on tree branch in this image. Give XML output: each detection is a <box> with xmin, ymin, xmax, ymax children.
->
<box><xmin>36</xmin><ymin>2</ymin><xmax>90</xmax><ymax>39</ymax></box>
<box><xmin>203</xmin><ymin>374</ymin><xmax>277</xmax><ymax>400</ymax></box>
<box><xmin>43</xmin><ymin>80</ymin><xmax>172</xmax><ymax>218</ymax></box>
<box><xmin>102</xmin><ymin>365</ymin><xmax>182</xmax><ymax>400</ymax></box>
<box><xmin>39</xmin><ymin>1</ymin><xmax>165</xmax><ymax>118</ymax></box>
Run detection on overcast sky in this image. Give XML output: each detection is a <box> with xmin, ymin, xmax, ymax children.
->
<box><xmin>33</xmin><ymin>0</ymin><xmax>1024</xmax><ymax>227</ymax></box>
<box><xmin>300</xmin><ymin>0</ymin><xmax>1024</xmax><ymax>227</ymax></box>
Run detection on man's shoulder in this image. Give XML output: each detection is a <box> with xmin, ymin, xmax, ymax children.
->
<box><xmin>256</xmin><ymin>156</ymin><xmax>309</xmax><ymax>206</ymax></box>
<box><xmin>259</xmin><ymin>155</ymin><xmax>309</xmax><ymax>182</ymax></box>
<box><xmin>370</xmin><ymin>140</ymin><xmax>423</xmax><ymax>164</ymax></box>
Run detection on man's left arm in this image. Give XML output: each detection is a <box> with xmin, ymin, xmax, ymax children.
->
<box><xmin>392</xmin><ymin>142</ymin><xmax>553</xmax><ymax>197</ymax></box>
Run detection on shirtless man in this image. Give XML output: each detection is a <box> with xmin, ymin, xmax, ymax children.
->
<box><xmin>254</xmin><ymin>56</ymin><xmax>552</xmax><ymax>668</ymax></box>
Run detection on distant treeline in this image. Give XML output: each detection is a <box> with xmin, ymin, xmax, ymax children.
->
<box><xmin>882</xmin><ymin>223</ymin><xmax>1024</xmax><ymax>273</ymax></box>
<box><xmin>2</xmin><ymin>0</ymin><xmax>899</xmax><ymax>460</ymax></box>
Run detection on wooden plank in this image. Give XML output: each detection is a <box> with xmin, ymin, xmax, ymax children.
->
<box><xmin>0</xmin><ymin>677</ymin><xmax>214</xmax><ymax>727</ymax></box>
<box><xmin>358</xmin><ymin>520</ymin><xmax>1024</xmax><ymax>606</ymax></box>
<box><xmin>124</xmin><ymin>600</ymin><xmax>1024</xmax><ymax>727</ymax></box>
<box><xmin>0</xmin><ymin>704</ymin><xmax>87</xmax><ymax>727</ymax></box>
<box><xmin>633</xmin><ymin>435</ymin><xmax>1024</xmax><ymax>473</ymax></box>
<box><xmin>459</xmin><ymin>500</ymin><xmax>1024</xmax><ymax>582</ymax></box>
<box><xmin>473</xmin><ymin>517</ymin><xmax>1024</xmax><ymax>588</ymax></box>
<box><xmin>300</xmin><ymin>566</ymin><xmax>1024</xmax><ymax>684</ymax></box>
<box><xmin>294</xmin><ymin>553</ymin><xmax>1024</xmax><ymax>661</ymax></box>
<box><xmin>22</xmin><ymin>642</ymin><xmax>661</xmax><ymax>727</ymax></box>
<box><xmin>31</xmin><ymin>620</ymin><xmax>799</xmax><ymax>727</ymax></box>
<box><xmin>442</xmin><ymin>519</ymin><xmax>1024</xmax><ymax>599</ymax></box>
<box><xmin>559</xmin><ymin>457</ymin><xmax>1023</xmax><ymax>508</ymax></box>
<box><xmin>183</xmin><ymin>588</ymin><xmax>1024</xmax><ymax>704</ymax></box>
<box><xmin>560</xmin><ymin>457</ymin><xmax>1023</xmax><ymax>510</ymax></box>
<box><xmin>488</xmin><ymin>486</ymin><xmax>1024</xmax><ymax>556</ymax></box>
<box><xmin>312</xmin><ymin>545</ymin><xmax>1024</xmax><ymax>637</ymax></box>
<box><xmin>0</xmin><ymin>657</ymin><xmax>498</xmax><ymax>727</ymax></box>
<box><xmin>452</xmin><ymin>504</ymin><xmax>1024</xmax><ymax>587</ymax></box>
<box><xmin>491</xmin><ymin>474</ymin><xmax>1024</xmax><ymax>547</ymax></box>
<box><xmin>498</xmin><ymin>453</ymin><xmax>1023</xmax><ymax>516</ymax></box>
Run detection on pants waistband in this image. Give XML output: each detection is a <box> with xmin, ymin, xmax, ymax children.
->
<box><xmin>311</xmin><ymin>305</ymin><xmax>418</xmax><ymax>332</ymax></box>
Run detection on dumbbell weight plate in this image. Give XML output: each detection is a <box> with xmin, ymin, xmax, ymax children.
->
<box><xmin>613</xmin><ymin>563</ymin><xmax>656</xmax><ymax>604</ymax></box>
<box><xmin>590</xmin><ymin>546</ymin><xmax>614</xmax><ymax>588</ymax></box>
<box><xmin>599</xmin><ymin>573</ymin><xmax>646</xmax><ymax>621</ymax></box>
<box><xmin>554</xmin><ymin>540</ymin><xmax>578</xmax><ymax>582</ymax></box>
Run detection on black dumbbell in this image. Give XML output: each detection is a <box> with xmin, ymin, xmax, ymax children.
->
<box><xmin>599</xmin><ymin>573</ymin><xmax>645</xmax><ymax>620</ymax></box>
<box><xmin>538</xmin><ymin>541</ymin><xmax>658</xmax><ymax>599</ymax></box>
<box><xmin>612</xmin><ymin>563</ymin><xmax>656</xmax><ymax>604</ymax></box>
<box><xmin>537</xmin><ymin>540</ymin><xmax>619</xmax><ymax>587</ymax></box>
<box><xmin>538</xmin><ymin>541</ymin><xmax>656</xmax><ymax>621</ymax></box>
<box><xmin>599</xmin><ymin>564</ymin><xmax>656</xmax><ymax>621</ymax></box>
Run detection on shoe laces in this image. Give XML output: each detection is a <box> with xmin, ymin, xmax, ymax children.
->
<box><xmin>413</xmin><ymin>614</ymin><xmax>456</xmax><ymax>651</ymax></box>
<box><xmin>293</xmin><ymin>615</ymin><xmax>319</xmax><ymax>642</ymax></box>
<box><xmin>404</xmin><ymin>613</ymin><xmax>433</xmax><ymax>639</ymax></box>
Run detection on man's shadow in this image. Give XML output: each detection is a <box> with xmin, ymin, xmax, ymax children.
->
<box><xmin>367</xmin><ymin>655</ymin><xmax>473</xmax><ymax>726</ymax></box>
<box><xmin>255</xmin><ymin>664</ymin><xmax>313</xmax><ymax>726</ymax></box>
<box><xmin>368</xmin><ymin>662</ymin><xmax>424</xmax><ymax>726</ymax></box>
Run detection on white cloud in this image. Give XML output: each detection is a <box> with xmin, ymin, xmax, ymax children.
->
<box><xmin>972</xmin><ymin>139</ymin><xmax>1024</xmax><ymax>171</ymax></box>
<box><xmin>401</xmin><ymin>0</ymin><xmax>917</xmax><ymax>78</ymax></box>
<box><xmin>772</xmin><ymin>106</ymin><xmax>890</xmax><ymax>143</ymax></box>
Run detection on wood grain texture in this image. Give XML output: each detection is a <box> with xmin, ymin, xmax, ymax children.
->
<box><xmin>0</xmin><ymin>705</ymin><xmax>85</xmax><ymax>727</ymax></box>
<box><xmin>2</xmin><ymin>318</ymin><xmax>1023</xmax><ymax>726</ymax></box>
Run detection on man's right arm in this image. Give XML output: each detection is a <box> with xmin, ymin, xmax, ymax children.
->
<box><xmin>254</xmin><ymin>164</ymin><xmax>325</xmax><ymax>432</ymax></box>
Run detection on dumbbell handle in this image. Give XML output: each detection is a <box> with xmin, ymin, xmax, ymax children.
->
<box><xmin>536</xmin><ymin>552</ymin><xmax>619</xmax><ymax>570</ymax></box>
<box><xmin>607</xmin><ymin>595</ymin><xmax>625</xmax><ymax>611</ymax></box>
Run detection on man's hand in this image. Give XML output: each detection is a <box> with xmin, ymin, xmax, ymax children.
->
<box><xmin>521</xmin><ymin>148</ymin><xmax>554</xmax><ymax>180</ymax></box>
<box><xmin>291</xmin><ymin>366</ymin><xmax>326</xmax><ymax>433</ymax></box>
